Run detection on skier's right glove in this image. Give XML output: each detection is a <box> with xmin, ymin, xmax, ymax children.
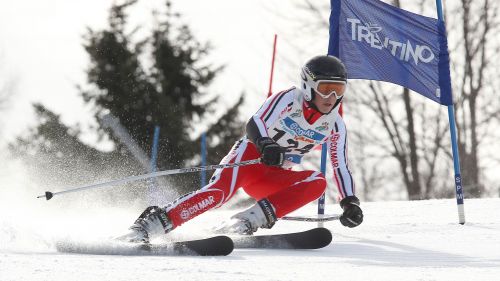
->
<box><xmin>256</xmin><ymin>137</ymin><xmax>286</xmax><ymax>167</ymax></box>
<box><xmin>339</xmin><ymin>196</ymin><xmax>363</xmax><ymax>228</ymax></box>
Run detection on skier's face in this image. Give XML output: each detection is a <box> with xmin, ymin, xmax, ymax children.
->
<box><xmin>312</xmin><ymin>81</ymin><xmax>345</xmax><ymax>113</ymax></box>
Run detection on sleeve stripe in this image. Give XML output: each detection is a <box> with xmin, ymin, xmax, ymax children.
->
<box><xmin>260</xmin><ymin>91</ymin><xmax>287</xmax><ymax>120</ymax></box>
<box><xmin>342</xmin><ymin>128</ymin><xmax>348</xmax><ymax>163</ymax></box>
<box><xmin>262</xmin><ymin>89</ymin><xmax>292</xmax><ymax>122</ymax></box>
<box><xmin>334</xmin><ymin>170</ymin><xmax>345</xmax><ymax>198</ymax></box>
<box><xmin>251</xmin><ymin>89</ymin><xmax>292</xmax><ymax>139</ymax></box>
<box><xmin>336</xmin><ymin>169</ymin><xmax>349</xmax><ymax>197</ymax></box>
<box><xmin>250</xmin><ymin>88</ymin><xmax>295</xmax><ymax>141</ymax></box>
<box><xmin>345</xmin><ymin>139</ymin><xmax>355</xmax><ymax>194</ymax></box>
<box><xmin>332</xmin><ymin>124</ymin><xmax>346</xmax><ymax>197</ymax></box>
<box><xmin>255</xmin><ymin>116</ymin><xmax>269</xmax><ymax>137</ymax></box>
<box><xmin>329</xmin><ymin>117</ymin><xmax>355</xmax><ymax>198</ymax></box>
<box><xmin>349</xmin><ymin>172</ymin><xmax>355</xmax><ymax>195</ymax></box>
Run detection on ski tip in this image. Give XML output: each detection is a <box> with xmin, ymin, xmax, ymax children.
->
<box><xmin>213</xmin><ymin>235</ymin><xmax>234</xmax><ymax>255</ymax></box>
<box><xmin>202</xmin><ymin>235</ymin><xmax>234</xmax><ymax>256</ymax></box>
<box><xmin>233</xmin><ymin>228</ymin><xmax>333</xmax><ymax>250</ymax></box>
<box><xmin>174</xmin><ymin>235</ymin><xmax>234</xmax><ymax>256</ymax></box>
<box><xmin>314</xmin><ymin>227</ymin><xmax>333</xmax><ymax>244</ymax></box>
<box><xmin>292</xmin><ymin>227</ymin><xmax>332</xmax><ymax>249</ymax></box>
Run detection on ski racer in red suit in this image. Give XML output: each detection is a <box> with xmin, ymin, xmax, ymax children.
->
<box><xmin>121</xmin><ymin>55</ymin><xmax>364</xmax><ymax>243</ymax></box>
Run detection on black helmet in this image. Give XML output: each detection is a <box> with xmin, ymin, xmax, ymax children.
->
<box><xmin>300</xmin><ymin>55</ymin><xmax>347</xmax><ymax>101</ymax></box>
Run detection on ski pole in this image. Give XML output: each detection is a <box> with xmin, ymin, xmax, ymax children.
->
<box><xmin>281</xmin><ymin>214</ymin><xmax>341</xmax><ymax>222</ymax></box>
<box><xmin>37</xmin><ymin>159</ymin><xmax>261</xmax><ymax>201</ymax></box>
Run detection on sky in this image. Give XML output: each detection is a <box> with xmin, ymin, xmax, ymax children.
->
<box><xmin>2</xmin><ymin>0</ymin><xmax>498</xmax><ymax>193</ymax></box>
<box><xmin>0</xmin><ymin>0</ymin><xmax>330</xmax><ymax>145</ymax></box>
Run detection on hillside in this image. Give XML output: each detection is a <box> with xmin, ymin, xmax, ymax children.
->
<box><xmin>1</xmin><ymin>194</ymin><xmax>499</xmax><ymax>280</ymax></box>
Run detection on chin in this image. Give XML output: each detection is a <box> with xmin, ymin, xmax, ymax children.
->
<box><xmin>319</xmin><ymin>107</ymin><xmax>333</xmax><ymax>114</ymax></box>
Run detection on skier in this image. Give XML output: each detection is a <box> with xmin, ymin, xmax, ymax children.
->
<box><xmin>121</xmin><ymin>55</ymin><xmax>364</xmax><ymax>243</ymax></box>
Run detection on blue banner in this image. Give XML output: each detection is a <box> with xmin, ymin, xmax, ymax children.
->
<box><xmin>329</xmin><ymin>0</ymin><xmax>452</xmax><ymax>105</ymax></box>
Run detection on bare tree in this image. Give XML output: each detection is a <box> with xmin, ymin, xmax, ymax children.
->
<box><xmin>343</xmin><ymin>76</ymin><xmax>449</xmax><ymax>200</ymax></box>
<box><xmin>265</xmin><ymin>0</ymin><xmax>500</xmax><ymax>199</ymax></box>
<box><xmin>297</xmin><ymin>0</ymin><xmax>447</xmax><ymax>200</ymax></box>
<box><xmin>445</xmin><ymin>0</ymin><xmax>500</xmax><ymax>197</ymax></box>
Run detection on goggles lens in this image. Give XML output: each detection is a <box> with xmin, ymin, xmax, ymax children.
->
<box><xmin>314</xmin><ymin>81</ymin><xmax>346</xmax><ymax>99</ymax></box>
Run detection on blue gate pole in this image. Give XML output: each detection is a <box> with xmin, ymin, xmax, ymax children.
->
<box><xmin>317</xmin><ymin>144</ymin><xmax>328</xmax><ymax>226</ymax></box>
<box><xmin>201</xmin><ymin>132</ymin><xmax>207</xmax><ymax>188</ymax></box>
<box><xmin>148</xmin><ymin>126</ymin><xmax>160</xmax><ymax>205</ymax></box>
<box><xmin>436</xmin><ymin>0</ymin><xmax>465</xmax><ymax>224</ymax></box>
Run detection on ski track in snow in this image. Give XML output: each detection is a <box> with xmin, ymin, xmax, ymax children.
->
<box><xmin>1</xmin><ymin>196</ymin><xmax>499</xmax><ymax>281</ymax></box>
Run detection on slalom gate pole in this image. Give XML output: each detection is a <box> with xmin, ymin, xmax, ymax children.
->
<box><xmin>317</xmin><ymin>144</ymin><xmax>328</xmax><ymax>227</ymax></box>
<box><xmin>37</xmin><ymin>159</ymin><xmax>261</xmax><ymax>201</ymax></box>
<box><xmin>435</xmin><ymin>0</ymin><xmax>465</xmax><ymax>225</ymax></box>
<box><xmin>267</xmin><ymin>34</ymin><xmax>277</xmax><ymax>97</ymax></box>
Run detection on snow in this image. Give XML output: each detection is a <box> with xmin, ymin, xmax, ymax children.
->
<box><xmin>1</xmin><ymin>194</ymin><xmax>499</xmax><ymax>281</ymax></box>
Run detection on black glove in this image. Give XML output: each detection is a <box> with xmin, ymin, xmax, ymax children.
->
<box><xmin>339</xmin><ymin>196</ymin><xmax>363</xmax><ymax>228</ymax></box>
<box><xmin>256</xmin><ymin>137</ymin><xmax>286</xmax><ymax>167</ymax></box>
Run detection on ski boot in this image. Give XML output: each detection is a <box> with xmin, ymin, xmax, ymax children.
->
<box><xmin>117</xmin><ymin>206</ymin><xmax>174</xmax><ymax>243</ymax></box>
<box><xmin>218</xmin><ymin>199</ymin><xmax>277</xmax><ymax>235</ymax></box>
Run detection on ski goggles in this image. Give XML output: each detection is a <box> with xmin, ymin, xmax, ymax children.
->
<box><xmin>312</xmin><ymin>80</ymin><xmax>347</xmax><ymax>99</ymax></box>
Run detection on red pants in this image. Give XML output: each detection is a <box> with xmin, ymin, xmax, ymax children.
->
<box><xmin>166</xmin><ymin>139</ymin><xmax>326</xmax><ymax>227</ymax></box>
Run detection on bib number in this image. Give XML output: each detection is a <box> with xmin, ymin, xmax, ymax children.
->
<box><xmin>271</xmin><ymin>128</ymin><xmax>314</xmax><ymax>155</ymax></box>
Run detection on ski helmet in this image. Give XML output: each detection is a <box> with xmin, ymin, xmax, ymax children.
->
<box><xmin>300</xmin><ymin>55</ymin><xmax>347</xmax><ymax>102</ymax></box>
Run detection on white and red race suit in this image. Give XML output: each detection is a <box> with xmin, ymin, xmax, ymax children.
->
<box><xmin>164</xmin><ymin>87</ymin><xmax>356</xmax><ymax>228</ymax></box>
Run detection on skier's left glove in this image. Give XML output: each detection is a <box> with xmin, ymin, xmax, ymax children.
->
<box><xmin>339</xmin><ymin>196</ymin><xmax>363</xmax><ymax>228</ymax></box>
<box><xmin>256</xmin><ymin>137</ymin><xmax>286</xmax><ymax>167</ymax></box>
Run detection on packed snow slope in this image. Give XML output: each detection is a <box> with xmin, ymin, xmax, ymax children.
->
<box><xmin>1</xmin><ymin>195</ymin><xmax>499</xmax><ymax>281</ymax></box>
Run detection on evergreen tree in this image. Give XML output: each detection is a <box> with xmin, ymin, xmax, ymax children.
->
<box><xmin>82</xmin><ymin>1</ymin><xmax>221</xmax><ymax>169</ymax></box>
<box><xmin>11</xmin><ymin>0</ymin><xmax>246</xmax><ymax>201</ymax></box>
<box><xmin>203</xmin><ymin>95</ymin><xmax>246</xmax><ymax>165</ymax></box>
<box><xmin>10</xmin><ymin>104</ymin><xmax>144</xmax><ymax>205</ymax></box>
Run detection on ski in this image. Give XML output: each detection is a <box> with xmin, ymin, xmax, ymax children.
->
<box><xmin>56</xmin><ymin>235</ymin><xmax>234</xmax><ymax>256</ymax></box>
<box><xmin>165</xmin><ymin>235</ymin><xmax>234</xmax><ymax>256</ymax></box>
<box><xmin>232</xmin><ymin>227</ymin><xmax>332</xmax><ymax>250</ymax></box>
